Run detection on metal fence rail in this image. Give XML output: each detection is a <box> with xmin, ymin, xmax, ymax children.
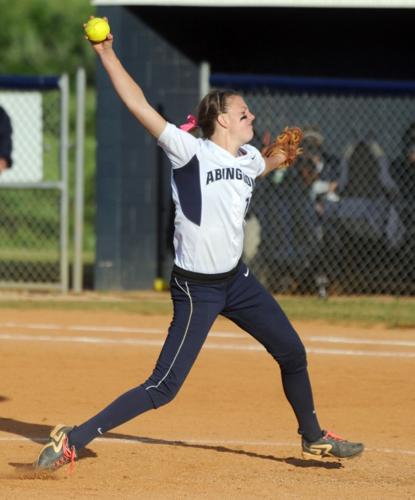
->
<box><xmin>211</xmin><ymin>74</ymin><xmax>415</xmax><ymax>296</ymax></box>
<box><xmin>0</xmin><ymin>75</ymin><xmax>69</xmax><ymax>291</ymax></box>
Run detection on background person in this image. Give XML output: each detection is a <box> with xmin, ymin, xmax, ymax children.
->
<box><xmin>0</xmin><ymin>105</ymin><xmax>13</xmax><ymax>173</ymax></box>
<box><xmin>390</xmin><ymin>123</ymin><xmax>415</xmax><ymax>283</ymax></box>
<box><xmin>301</xmin><ymin>127</ymin><xmax>340</xmax><ymax>206</ymax></box>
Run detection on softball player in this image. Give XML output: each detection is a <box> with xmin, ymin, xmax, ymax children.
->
<box><xmin>33</xmin><ymin>24</ymin><xmax>363</xmax><ymax>471</ymax></box>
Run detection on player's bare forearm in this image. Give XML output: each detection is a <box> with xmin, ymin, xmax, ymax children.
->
<box><xmin>94</xmin><ymin>39</ymin><xmax>166</xmax><ymax>138</ymax></box>
<box><xmin>260</xmin><ymin>153</ymin><xmax>288</xmax><ymax>177</ymax></box>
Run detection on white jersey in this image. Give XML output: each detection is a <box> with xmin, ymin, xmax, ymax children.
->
<box><xmin>158</xmin><ymin>123</ymin><xmax>265</xmax><ymax>274</ymax></box>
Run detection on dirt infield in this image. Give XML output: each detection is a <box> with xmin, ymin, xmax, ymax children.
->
<box><xmin>0</xmin><ymin>308</ymin><xmax>414</xmax><ymax>499</ymax></box>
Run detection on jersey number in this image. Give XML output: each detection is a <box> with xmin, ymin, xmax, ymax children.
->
<box><xmin>244</xmin><ymin>196</ymin><xmax>252</xmax><ymax>219</ymax></box>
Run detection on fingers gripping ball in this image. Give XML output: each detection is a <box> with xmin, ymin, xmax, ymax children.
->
<box><xmin>262</xmin><ymin>127</ymin><xmax>304</xmax><ymax>167</ymax></box>
<box><xmin>84</xmin><ymin>17</ymin><xmax>110</xmax><ymax>43</ymax></box>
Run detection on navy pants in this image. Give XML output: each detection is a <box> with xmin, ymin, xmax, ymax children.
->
<box><xmin>69</xmin><ymin>264</ymin><xmax>321</xmax><ymax>450</ymax></box>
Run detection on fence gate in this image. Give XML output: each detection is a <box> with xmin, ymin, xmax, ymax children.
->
<box><xmin>0</xmin><ymin>75</ymin><xmax>69</xmax><ymax>292</ymax></box>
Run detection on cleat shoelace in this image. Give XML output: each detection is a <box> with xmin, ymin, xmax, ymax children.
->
<box><xmin>52</xmin><ymin>437</ymin><xmax>76</xmax><ymax>473</ymax></box>
<box><xmin>324</xmin><ymin>431</ymin><xmax>346</xmax><ymax>442</ymax></box>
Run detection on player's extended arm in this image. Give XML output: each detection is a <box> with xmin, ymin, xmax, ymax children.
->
<box><xmin>87</xmin><ymin>26</ymin><xmax>166</xmax><ymax>139</ymax></box>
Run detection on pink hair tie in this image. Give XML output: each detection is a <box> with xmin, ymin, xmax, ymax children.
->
<box><xmin>179</xmin><ymin>114</ymin><xmax>198</xmax><ymax>132</ymax></box>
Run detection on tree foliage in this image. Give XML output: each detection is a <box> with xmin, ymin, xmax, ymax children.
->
<box><xmin>0</xmin><ymin>0</ymin><xmax>96</xmax><ymax>79</ymax></box>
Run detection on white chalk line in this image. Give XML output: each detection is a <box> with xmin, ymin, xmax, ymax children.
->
<box><xmin>2</xmin><ymin>322</ymin><xmax>415</xmax><ymax>346</ymax></box>
<box><xmin>0</xmin><ymin>322</ymin><xmax>241</xmax><ymax>339</ymax></box>
<box><xmin>1</xmin><ymin>332</ymin><xmax>415</xmax><ymax>358</ymax></box>
<box><xmin>0</xmin><ymin>436</ymin><xmax>414</xmax><ymax>457</ymax></box>
<box><xmin>308</xmin><ymin>335</ymin><xmax>415</xmax><ymax>347</ymax></box>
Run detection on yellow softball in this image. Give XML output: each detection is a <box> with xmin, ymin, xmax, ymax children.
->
<box><xmin>84</xmin><ymin>17</ymin><xmax>110</xmax><ymax>43</ymax></box>
<box><xmin>153</xmin><ymin>278</ymin><xmax>167</xmax><ymax>292</ymax></box>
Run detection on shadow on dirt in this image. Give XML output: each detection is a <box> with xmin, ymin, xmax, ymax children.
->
<box><xmin>0</xmin><ymin>418</ymin><xmax>96</xmax><ymax>472</ymax></box>
<box><xmin>0</xmin><ymin>417</ymin><xmax>343</xmax><ymax>471</ymax></box>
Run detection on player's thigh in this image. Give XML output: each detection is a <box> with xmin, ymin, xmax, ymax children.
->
<box><xmin>223</xmin><ymin>270</ymin><xmax>303</xmax><ymax>354</ymax></box>
<box><xmin>153</xmin><ymin>277</ymin><xmax>225</xmax><ymax>377</ymax></box>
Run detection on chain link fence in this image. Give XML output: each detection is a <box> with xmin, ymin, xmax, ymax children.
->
<box><xmin>211</xmin><ymin>74</ymin><xmax>415</xmax><ymax>297</ymax></box>
<box><xmin>0</xmin><ymin>76</ymin><xmax>69</xmax><ymax>291</ymax></box>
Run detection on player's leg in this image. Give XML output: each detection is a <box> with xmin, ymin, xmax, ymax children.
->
<box><xmin>69</xmin><ymin>277</ymin><xmax>224</xmax><ymax>448</ymax></box>
<box><xmin>34</xmin><ymin>276</ymin><xmax>225</xmax><ymax>470</ymax></box>
<box><xmin>222</xmin><ymin>264</ymin><xmax>321</xmax><ymax>442</ymax></box>
<box><xmin>221</xmin><ymin>264</ymin><xmax>363</xmax><ymax>459</ymax></box>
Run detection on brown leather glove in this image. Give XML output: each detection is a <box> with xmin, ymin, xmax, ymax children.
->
<box><xmin>261</xmin><ymin>126</ymin><xmax>304</xmax><ymax>167</ymax></box>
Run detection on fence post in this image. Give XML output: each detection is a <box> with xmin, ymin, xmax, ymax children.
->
<box><xmin>59</xmin><ymin>73</ymin><xmax>70</xmax><ymax>293</ymax></box>
<box><xmin>199</xmin><ymin>61</ymin><xmax>210</xmax><ymax>101</ymax></box>
<box><xmin>73</xmin><ymin>67</ymin><xmax>86</xmax><ymax>293</ymax></box>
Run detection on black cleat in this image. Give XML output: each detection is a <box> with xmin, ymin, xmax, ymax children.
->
<box><xmin>302</xmin><ymin>430</ymin><xmax>364</xmax><ymax>460</ymax></box>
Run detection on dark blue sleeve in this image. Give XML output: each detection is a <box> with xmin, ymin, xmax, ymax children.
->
<box><xmin>0</xmin><ymin>107</ymin><xmax>13</xmax><ymax>167</ymax></box>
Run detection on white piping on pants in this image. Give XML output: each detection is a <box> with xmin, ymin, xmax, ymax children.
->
<box><xmin>145</xmin><ymin>278</ymin><xmax>193</xmax><ymax>391</ymax></box>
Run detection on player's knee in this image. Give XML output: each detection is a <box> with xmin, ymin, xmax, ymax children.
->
<box><xmin>145</xmin><ymin>381</ymin><xmax>181</xmax><ymax>409</ymax></box>
<box><xmin>276</xmin><ymin>345</ymin><xmax>308</xmax><ymax>374</ymax></box>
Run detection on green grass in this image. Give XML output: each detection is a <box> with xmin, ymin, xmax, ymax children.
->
<box><xmin>277</xmin><ymin>296</ymin><xmax>415</xmax><ymax>328</ymax></box>
<box><xmin>0</xmin><ymin>293</ymin><xmax>414</xmax><ymax>328</ymax></box>
<box><xmin>0</xmin><ymin>249</ymin><xmax>59</xmax><ymax>261</ymax></box>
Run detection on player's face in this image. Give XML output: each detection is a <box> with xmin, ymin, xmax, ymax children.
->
<box><xmin>224</xmin><ymin>95</ymin><xmax>255</xmax><ymax>144</ymax></box>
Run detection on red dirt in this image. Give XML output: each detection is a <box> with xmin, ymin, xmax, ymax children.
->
<box><xmin>0</xmin><ymin>309</ymin><xmax>414</xmax><ymax>499</ymax></box>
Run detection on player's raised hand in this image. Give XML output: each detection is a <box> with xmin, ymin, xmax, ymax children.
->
<box><xmin>83</xmin><ymin>16</ymin><xmax>113</xmax><ymax>54</ymax></box>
